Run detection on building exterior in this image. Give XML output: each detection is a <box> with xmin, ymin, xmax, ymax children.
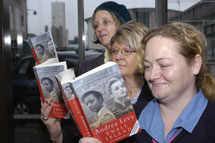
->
<box><xmin>51</xmin><ymin>2</ymin><xmax>68</xmax><ymax>50</ymax></box>
<box><xmin>169</xmin><ymin>0</ymin><xmax>215</xmax><ymax>77</ymax></box>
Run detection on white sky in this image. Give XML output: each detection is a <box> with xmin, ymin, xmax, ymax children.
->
<box><xmin>27</xmin><ymin>0</ymin><xmax>200</xmax><ymax>40</ymax></box>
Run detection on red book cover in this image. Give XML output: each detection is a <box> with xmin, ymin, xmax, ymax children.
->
<box><xmin>55</xmin><ymin>69</ymin><xmax>92</xmax><ymax>137</ymax></box>
<box><xmin>29</xmin><ymin>32</ymin><xmax>58</xmax><ymax>64</ymax></box>
<box><xmin>71</xmin><ymin>62</ymin><xmax>141</xmax><ymax>142</ymax></box>
<box><xmin>33</xmin><ymin>61</ymin><xmax>69</xmax><ymax>118</ymax></box>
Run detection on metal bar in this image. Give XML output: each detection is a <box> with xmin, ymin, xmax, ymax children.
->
<box><xmin>0</xmin><ymin>0</ymin><xmax>14</xmax><ymax>142</ymax></box>
<box><xmin>155</xmin><ymin>0</ymin><xmax>168</xmax><ymax>27</ymax></box>
<box><xmin>78</xmin><ymin>0</ymin><xmax>85</xmax><ymax>71</ymax></box>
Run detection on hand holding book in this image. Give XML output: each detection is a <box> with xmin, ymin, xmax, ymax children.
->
<box><xmin>41</xmin><ymin>97</ymin><xmax>63</xmax><ymax>143</ymax></box>
<box><xmin>79</xmin><ymin>137</ymin><xmax>103</xmax><ymax>143</ymax></box>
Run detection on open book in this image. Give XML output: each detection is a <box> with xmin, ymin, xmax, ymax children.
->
<box><xmin>55</xmin><ymin>69</ymin><xmax>92</xmax><ymax>137</ymax></box>
<box><xmin>33</xmin><ymin>59</ymin><xmax>69</xmax><ymax>118</ymax></box>
<box><xmin>60</xmin><ymin>62</ymin><xmax>141</xmax><ymax>142</ymax></box>
<box><xmin>29</xmin><ymin>32</ymin><xmax>58</xmax><ymax>64</ymax></box>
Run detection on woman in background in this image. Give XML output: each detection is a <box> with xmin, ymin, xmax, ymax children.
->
<box><xmin>79</xmin><ymin>1</ymin><xmax>132</xmax><ymax>75</ymax></box>
<box><xmin>109</xmin><ymin>21</ymin><xmax>153</xmax><ymax>105</ymax></box>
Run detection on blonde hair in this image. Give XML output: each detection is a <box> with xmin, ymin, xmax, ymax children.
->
<box><xmin>142</xmin><ymin>22</ymin><xmax>215</xmax><ymax>101</ymax></box>
<box><xmin>92</xmin><ymin>11</ymin><xmax>122</xmax><ymax>44</ymax></box>
<box><xmin>110</xmin><ymin>21</ymin><xmax>149</xmax><ymax>74</ymax></box>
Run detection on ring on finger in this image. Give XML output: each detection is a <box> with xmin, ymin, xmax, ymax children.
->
<box><xmin>42</xmin><ymin>116</ymin><xmax>49</xmax><ymax>121</ymax></box>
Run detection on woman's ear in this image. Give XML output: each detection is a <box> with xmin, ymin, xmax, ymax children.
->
<box><xmin>192</xmin><ymin>54</ymin><xmax>202</xmax><ymax>75</ymax></box>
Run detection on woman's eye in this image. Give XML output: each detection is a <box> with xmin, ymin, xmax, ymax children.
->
<box><xmin>111</xmin><ymin>49</ymin><xmax>118</xmax><ymax>54</ymax></box>
<box><xmin>103</xmin><ymin>20</ymin><xmax>110</xmax><ymax>25</ymax></box>
<box><xmin>93</xmin><ymin>24</ymin><xmax>98</xmax><ymax>29</ymax></box>
<box><xmin>144</xmin><ymin>65</ymin><xmax>151</xmax><ymax>70</ymax></box>
<box><xmin>124</xmin><ymin>50</ymin><xmax>131</xmax><ymax>54</ymax></box>
<box><xmin>160</xmin><ymin>64</ymin><xmax>170</xmax><ymax>68</ymax></box>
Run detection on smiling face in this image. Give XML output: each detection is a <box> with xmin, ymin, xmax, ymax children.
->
<box><xmin>94</xmin><ymin>10</ymin><xmax>118</xmax><ymax>48</ymax></box>
<box><xmin>144</xmin><ymin>36</ymin><xmax>198</xmax><ymax>103</ymax></box>
<box><xmin>110</xmin><ymin>40</ymin><xmax>137</xmax><ymax>76</ymax></box>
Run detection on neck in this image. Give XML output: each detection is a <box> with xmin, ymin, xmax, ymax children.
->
<box><xmin>123</xmin><ymin>75</ymin><xmax>143</xmax><ymax>100</ymax></box>
<box><xmin>159</xmin><ymin>88</ymin><xmax>197</xmax><ymax>139</ymax></box>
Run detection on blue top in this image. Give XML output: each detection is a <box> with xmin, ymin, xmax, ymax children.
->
<box><xmin>131</xmin><ymin>87</ymin><xmax>142</xmax><ymax>105</ymax></box>
<box><xmin>138</xmin><ymin>90</ymin><xmax>208</xmax><ymax>143</ymax></box>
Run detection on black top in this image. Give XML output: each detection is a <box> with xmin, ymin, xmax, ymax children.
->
<box><xmin>79</xmin><ymin>54</ymin><xmax>105</xmax><ymax>76</ymax></box>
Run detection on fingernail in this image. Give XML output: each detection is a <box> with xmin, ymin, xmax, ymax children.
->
<box><xmin>48</xmin><ymin>103</ymin><xmax>52</xmax><ymax>106</ymax></box>
<box><xmin>45</xmin><ymin>101</ymin><xmax>48</xmax><ymax>104</ymax></box>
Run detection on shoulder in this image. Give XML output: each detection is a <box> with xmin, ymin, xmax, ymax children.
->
<box><xmin>191</xmin><ymin>101</ymin><xmax>215</xmax><ymax>141</ymax></box>
<box><xmin>137</xmin><ymin>80</ymin><xmax>153</xmax><ymax>103</ymax></box>
<box><xmin>133</xmin><ymin>101</ymin><xmax>149</xmax><ymax>118</ymax></box>
<box><xmin>79</xmin><ymin>54</ymin><xmax>104</xmax><ymax>75</ymax></box>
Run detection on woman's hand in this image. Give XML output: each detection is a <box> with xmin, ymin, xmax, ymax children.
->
<box><xmin>41</xmin><ymin>99</ymin><xmax>63</xmax><ymax>143</ymax></box>
<box><xmin>79</xmin><ymin>137</ymin><xmax>103</xmax><ymax>143</ymax></box>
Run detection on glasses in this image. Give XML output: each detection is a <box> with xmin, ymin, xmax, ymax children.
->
<box><xmin>110</xmin><ymin>48</ymin><xmax>136</xmax><ymax>56</ymax></box>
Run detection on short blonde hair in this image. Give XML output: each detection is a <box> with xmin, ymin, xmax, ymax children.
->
<box><xmin>110</xmin><ymin>21</ymin><xmax>149</xmax><ymax>74</ymax></box>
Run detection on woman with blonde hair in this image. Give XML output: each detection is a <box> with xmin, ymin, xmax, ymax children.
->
<box><xmin>137</xmin><ymin>22</ymin><xmax>215</xmax><ymax>142</ymax></box>
<box><xmin>109</xmin><ymin>21</ymin><xmax>153</xmax><ymax>105</ymax></box>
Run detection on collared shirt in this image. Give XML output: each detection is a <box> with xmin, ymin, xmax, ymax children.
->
<box><xmin>131</xmin><ymin>87</ymin><xmax>142</xmax><ymax>105</ymax></box>
<box><xmin>138</xmin><ymin>90</ymin><xmax>208</xmax><ymax>143</ymax></box>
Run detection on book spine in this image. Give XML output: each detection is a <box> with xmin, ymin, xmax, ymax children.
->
<box><xmin>67</xmin><ymin>98</ymin><xmax>92</xmax><ymax>137</ymax></box>
<box><xmin>30</xmin><ymin>46</ymin><xmax>40</xmax><ymax>64</ymax></box>
<box><xmin>36</xmin><ymin>78</ymin><xmax>45</xmax><ymax>103</ymax></box>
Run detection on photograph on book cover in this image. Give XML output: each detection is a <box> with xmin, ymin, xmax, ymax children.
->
<box><xmin>30</xmin><ymin>32</ymin><xmax>58</xmax><ymax>63</ymax></box>
<box><xmin>35</xmin><ymin>65</ymin><xmax>65</xmax><ymax>103</ymax></box>
<box><xmin>62</xmin><ymin>82</ymin><xmax>74</xmax><ymax>100</ymax></box>
<box><xmin>73</xmin><ymin>65</ymin><xmax>133</xmax><ymax>129</ymax></box>
<box><xmin>71</xmin><ymin>62</ymin><xmax>141</xmax><ymax>142</ymax></box>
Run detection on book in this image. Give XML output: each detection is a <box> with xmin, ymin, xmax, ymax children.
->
<box><xmin>33</xmin><ymin>61</ymin><xmax>69</xmax><ymax>118</ymax></box>
<box><xmin>55</xmin><ymin>69</ymin><xmax>92</xmax><ymax>137</ymax></box>
<box><xmin>29</xmin><ymin>32</ymin><xmax>58</xmax><ymax>64</ymax></box>
<box><xmin>70</xmin><ymin>61</ymin><xmax>141</xmax><ymax>143</ymax></box>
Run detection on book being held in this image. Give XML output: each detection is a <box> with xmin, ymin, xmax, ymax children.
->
<box><xmin>29</xmin><ymin>32</ymin><xmax>58</xmax><ymax>64</ymax></box>
<box><xmin>33</xmin><ymin>61</ymin><xmax>69</xmax><ymax>118</ymax></box>
<box><xmin>55</xmin><ymin>68</ymin><xmax>92</xmax><ymax>137</ymax></box>
<box><xmin>70</xmin><ymin>61</ymin><xmax>141</xmax><ymax>143</ymax></box>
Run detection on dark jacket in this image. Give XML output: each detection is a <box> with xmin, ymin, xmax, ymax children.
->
<box><xmin>120</xmin><ymin>101</ymin><xmax>215</xmax><ymax>143</ymax></box>
<box><xmin>79</xmin><ymin>54</ymin><xmax>104</xmax><ymax>76</ymax></box>
<box><xmin>136</xmin><ymin>80</ymin><xmax>153</xmax><ymax>104</ymax></box>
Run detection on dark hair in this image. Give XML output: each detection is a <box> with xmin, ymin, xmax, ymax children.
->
<box><xmin>41</xmin><ymin>77</ymin><xmax>54</xmax><ymax>85</ymax></box>
<box><xmin>35</xmin><ymin>44</ymin><xmax>44</xmax><ymax>50</ymax></box>
<box><xmin>81</xmin><ymin>90</ymin><xmax>103</xmax><ymax>103</ymax></box>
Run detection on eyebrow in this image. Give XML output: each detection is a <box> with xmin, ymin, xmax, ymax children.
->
<box><xmin>144</xmin><ymin>58</ymin><xmax>172</xmax><ymax>63</ymax></box>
